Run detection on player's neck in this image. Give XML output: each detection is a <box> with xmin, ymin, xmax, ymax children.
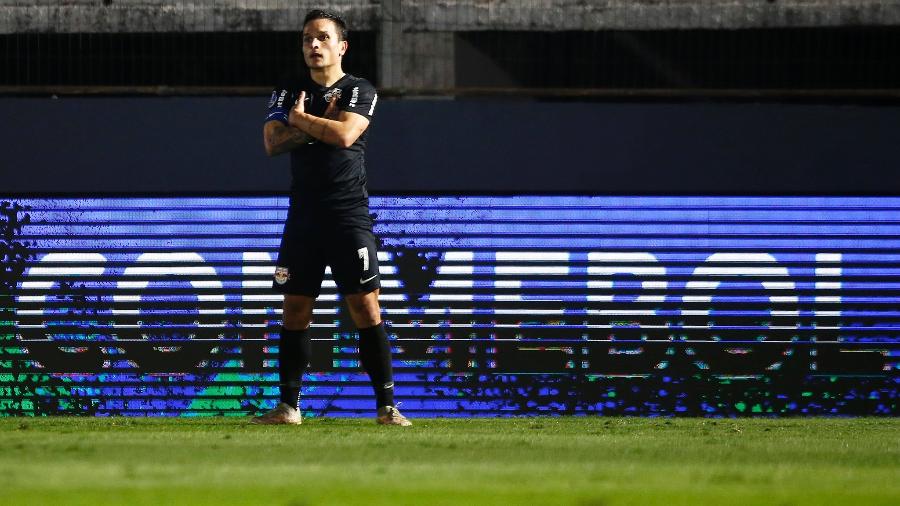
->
<box><xmin>309</xmin><ymin>66</ymin><xmax>345</xmax><ymax>88</ymax></box>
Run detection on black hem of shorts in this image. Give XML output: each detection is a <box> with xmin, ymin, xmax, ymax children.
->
<box><xmin>271</xmin><ymin>282</ymin><xmax>321</xmax><ymax>298</ymax></box>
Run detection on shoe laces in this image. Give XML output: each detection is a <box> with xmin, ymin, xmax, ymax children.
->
<box><xmin>387</xmin><ymin>403</ymin><xmax>406</xmax><ymax>420</ymax></box>
<box><xmin>274</xmin><ymin>403</ymin><xmax>297</xmax><ymax>415</ymax></box>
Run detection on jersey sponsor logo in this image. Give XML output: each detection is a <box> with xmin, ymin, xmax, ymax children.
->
<box><xmin>267</xmin><ymin>91</ymin><xmax>278</xmax><ymax>108</ymax></box>
<box><xmin>324</xmin><ymin>88</ymin><xmax>342</xmax><ymax>103</ymax></box>
<box><xmin>368</xmin><ymin>93</ymin><xmax>378</xmax><ymax>116</ymax></box>
<box><xmin>349</xmin><ymin>86</ymin><xmax>359</xmax><ymax>107</ymax></box>
<box><xmin>274</xmin><ymin>266</ymin><xmax>290</xmax><ymax>285</ymax></box>
<box><xmin>275</xmin><ymin>90</ymin><xmax>288</xmax><ymax>108</ymax></box>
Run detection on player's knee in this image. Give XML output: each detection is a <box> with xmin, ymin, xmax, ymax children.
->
<box><xmin>282</xmin><ymin>296</ymin><xmax>314</xmax><ymax>330</ymax></box>
<box><xmin>283</xmin><ymin>312</ymin><xmax>311</xmax><ymax>330</ymax></box>
<box><xmin>345</xmin><ymin>293</ymin><xmax>380</xmax><ymax>328</ymax></box>
<box><xmin>344</xmin><ymin>294</ymin><xmax>375</xmax><ymax>314</ymax></box>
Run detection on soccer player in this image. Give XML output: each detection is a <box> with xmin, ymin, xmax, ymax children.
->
<box><xmin>251</xmin><ymin>9</ymin><xmax>410</xmax><ymax>426</ymax></box>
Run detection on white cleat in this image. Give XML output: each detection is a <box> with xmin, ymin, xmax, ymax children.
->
<box><xmin>376</xmin><ymin>405</ymin><xmax>412</xmax><ymax>427</ymax></box>
<box><xmin>250</xmin><ymin>402</ymin><xmax>302</xmax><ymax>425</ymax></box>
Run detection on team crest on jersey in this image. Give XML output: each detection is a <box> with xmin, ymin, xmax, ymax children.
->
<box><xmin>324</xmin><ymin>88</ymin><xmax>342</xmax><ymax>102</ymax></box>
<box><xmin>274</xmin><ymin>266</ymin><xmax>290</xmax><ymax>285</ymax></box>
<box><xmin>267</xmin><ymin>91</ymin><xmax>278</xmax><ymax>108</ymax></box>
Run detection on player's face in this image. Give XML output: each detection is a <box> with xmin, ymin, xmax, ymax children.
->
<box><xmin>302</xmin><ymin>19</ymin><xmax>347</xmax><ymax>70</ymax></box>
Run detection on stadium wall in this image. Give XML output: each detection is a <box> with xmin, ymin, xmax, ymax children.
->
<box><xmin>1</xmin><ymin>97</ymin><xmax>899</xmax><ymax>193</ymax></box>
<box><xmin>1</xmin><ymin>97</ymin><xmax>897</xmax><ymax>417</ymax></box>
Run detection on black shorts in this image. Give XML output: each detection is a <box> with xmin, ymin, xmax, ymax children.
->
<box><xmin>273</xmin><ymin>209</ymin><xmax>381</xmax><ymax>297</ymax></box>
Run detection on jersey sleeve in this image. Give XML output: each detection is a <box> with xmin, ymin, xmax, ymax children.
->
<box><xmin>264</xmin><ymin>84</ymin><xmax>296</xmax><ymax>126</ymax></box>
<box><xmin>338</xmin><ymin>79</ymin><xmax>378</xmax><ymax>120</ymax></box>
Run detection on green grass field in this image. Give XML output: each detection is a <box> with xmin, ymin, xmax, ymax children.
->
<box><xmin>0</xmin><ymin>417</ymin><xmax>897</xmax><ymax>506</ymax></box>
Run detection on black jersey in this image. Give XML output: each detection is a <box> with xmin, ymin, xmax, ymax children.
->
<box><xmin>265</xmin><ymin>73</ymin><xmax>378</xmax><ymax>217</ymax></box>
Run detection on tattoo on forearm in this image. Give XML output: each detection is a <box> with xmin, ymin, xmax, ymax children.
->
<box><xmin>267</xmin><ymin>123</ymin><xmax>312</xmax><ymax>155</ymax></box>
<box><xmin>319</xmin><ymin>117</ymin><xmax>329</xmax><ymax>142</ymax></box>
<box><xmin>302</xmin><ymin>115</ymin><xmax>333</xmax><ymax>145</ymax></box>
<box><xmin>282</xmin><ymin>110</ymin><xmax>343</xmax><ymax>148</ymax></box>
<box><xmin>288</xmin><ymin>128</ymin><xmax>310</xmax><ymax>144</ymax></box>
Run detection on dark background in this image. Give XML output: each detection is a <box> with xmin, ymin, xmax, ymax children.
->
<box><xmin>4</xmin><ymin>28</ymin><xmax>900</xmax><ymax>90</ymax></box>
<box><xmin>1</xmin><ymin>96</ymin><xmax>898</xmax><ymax>194</ymax></box>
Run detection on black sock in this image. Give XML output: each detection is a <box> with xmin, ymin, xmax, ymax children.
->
<box><xmin>278</xmin><ymin>327</ymin><xmax>311</xmax><ymax>409</ymax></box>
<box><xmin>358</xmin><ymin>322</ymin><xmax>395</xmax><ymax>409</ymax></box>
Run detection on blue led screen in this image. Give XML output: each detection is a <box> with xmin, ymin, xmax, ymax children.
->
<box><xmin>1</xmin><ymin>196</ymin><xmax>897</xmax><ymax>416</ymax></box>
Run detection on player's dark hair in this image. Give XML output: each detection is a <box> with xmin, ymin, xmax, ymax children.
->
<box><xmin>303</xmin><ymin>9</ymin><xmax>349</xmax><ymax>41</ymax></box>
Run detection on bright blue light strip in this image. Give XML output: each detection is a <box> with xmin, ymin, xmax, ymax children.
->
<box><xmin>15</xmin><ymin>195</ymin><xmax>900</xmax><ymax>207</ymax></box>
<box><xmin>19</xmin><ymin>237</ymin><xmax>900</xmax><ymax>249</ymax></box>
